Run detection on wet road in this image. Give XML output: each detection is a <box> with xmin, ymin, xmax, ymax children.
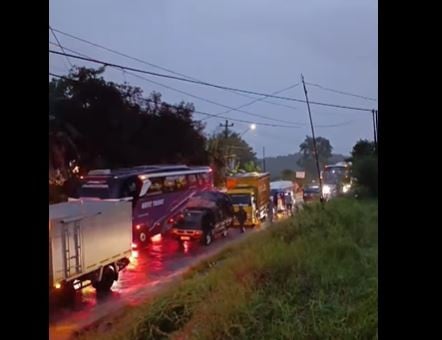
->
<box><xmin>49</xmin><ymin>225</ymin><xmax>270</xmax><ymax>340</ymax></box>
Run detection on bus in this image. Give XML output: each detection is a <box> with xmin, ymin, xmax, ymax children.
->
<box><xmin>72</xmin><ymin>165</ymin><xmax>213</xmax><ymax>248</ymax></box>
<box><xmin>321</xmin><ymin>162</ymin><xmax>352</xmax><ymax>199</ymax></box>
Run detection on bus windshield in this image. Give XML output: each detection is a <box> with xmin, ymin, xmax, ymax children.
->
<box><xmin>76</xmin><ymin>177</ymin><xmax>140</xmax><ymax>199</ymax></box>
<box><xmin>229</xmin><ymin>194</ymin><xmax>251</xmax><ymax>205</ymax></box>
<box><xmin>323</xmin><ymin>167</ymin><xmax>347</xmax><ymax>185</ymax></box>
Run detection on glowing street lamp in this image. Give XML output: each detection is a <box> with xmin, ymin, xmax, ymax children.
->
<box><xmin>241</xmin><ymin>124</ymin><xmax>257</xmax><ymax>137</ymax></box>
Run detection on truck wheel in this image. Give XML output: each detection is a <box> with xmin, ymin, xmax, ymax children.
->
<box><xmin>56</xmin><ymin>282</ymin><xmax>76</xmax><ymax>308</ymax></box>
<box><xmin>93</xmin><ymin>266</ymin><xmax>116</xmax><ymax>293</ymax></box>
<box><xmin>139</xmin><ymin>232</ymin><xmax>148</xmax><ymax>245</ymax></box>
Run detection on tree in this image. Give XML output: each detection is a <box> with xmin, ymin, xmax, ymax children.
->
<box><xmin>351</xmin><ymin>139</ymin><xmax>376</xmax><ymax>160</ymax></box>
<box><xmin>353</xmin><ymin>156</ymin><xmax>378</xmax><ymax>197</ymax></box>
<box><xmin>49</xmin><ymin>67</ymin><xmax>210</xmax><ymax>201</ymax></box>
<box><xmin>207</xmin><ymin>130</ymin><xmax>257</xmax><ymax>184</ymax></box>
<box><xmin>350</xmin><ymin>140</ymin><xmax>378</xmax><ymax>197</ymax></box>
<box><xmin>297</xmin><ymin>136</ymin><xmax>333</xmax><ymax>180</ymax></box>
<box><xmin>241</xmin><ymin>161</ymin><xmax>261</xmax><ymax>173</ymax></box>
<box><xmin>281</xmin><ymin>169</ymin><xmax>295</xmax><ymax>181</ymax></box>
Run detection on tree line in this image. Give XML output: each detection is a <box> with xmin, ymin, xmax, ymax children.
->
<box><xmin>49</xmin><ymin>67</ymin><xmax>258</xmax><ymax>202</ymax></box>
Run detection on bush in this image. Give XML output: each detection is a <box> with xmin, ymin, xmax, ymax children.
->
<box><xmin>353</xmin><ymin>156</ymin><xmax>378</xmax><ymax>197</ymax></box>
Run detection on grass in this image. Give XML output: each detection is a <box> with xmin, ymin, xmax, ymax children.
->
<box><xmin>76</xmin><ymin>198</ymin><xmax>377</xmax><ymax>340</ymax></box>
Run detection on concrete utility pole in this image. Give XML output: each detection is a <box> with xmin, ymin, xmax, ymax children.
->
<box><xmin>301</xmin><ymin>74</ymin><xmax>324</xmax><ymax>203</ymax></box>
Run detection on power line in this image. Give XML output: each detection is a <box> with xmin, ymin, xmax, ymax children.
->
<box><xmin>49</xmin><ymin>42</ymin><xmax>305</xmax><ymax>126</ymax></box>
<box><xmin>305</xmin><ymin>81</ymin><xmax>377</xmax><ymax>102</ymax></box>
<box><xmin>127</xmin><ymin>70</ymin><xmax>305</xmax><ymax>126</ymax></box>
<box><xmin>201</xmin><ymin>82</ymin><xmax>300</xmax><ymax>121</ymax></box>
<box><xmin>49</xmin><ymin>50</ymin><xmax>375</xmax><ymax>112</ymax></box>
<box><xmin>49</xmin><ymin>26</ymin><xmax>73</xmax><ymax>69</ymax></box>
<box><xmin>50</xmin><ymin>27</ymin><xmax>300</xmax><ymax>111</ymax></box>
<box><xmin>49</xmin><ymin>65</ymin><xmax>355</xmax><ymax>130</ymax></box>
<box><xmin>48</xmin><ymin>71</ymin><xmax>300</xmax><ymax>129</ymax></box>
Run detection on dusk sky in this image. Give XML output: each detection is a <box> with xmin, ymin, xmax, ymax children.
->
<box><xmin>49</xmin><ymin>0</ymin><xmax>377</xmax><ymax>157</ymax></box>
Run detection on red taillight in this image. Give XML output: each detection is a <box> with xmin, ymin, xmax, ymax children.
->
<box><xmin>136</xmin><ymin>224</ymin><xmax>142</xmax><ymax>230</ymax></box>
<box><xmin>168</xmin><ymin>218</ymin><xmax>174</xmax><ymax>224</ymax></box>
<box><xmin>151</xmin><ymin>234</ymin><xmax>162</xmax><ymax>243</ymax></box>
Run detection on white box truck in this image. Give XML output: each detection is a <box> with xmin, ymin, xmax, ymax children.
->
<box><xmin>49</xmin><ymin>200</ymin><xmax>132</xmax><ymax>305</ymax></box>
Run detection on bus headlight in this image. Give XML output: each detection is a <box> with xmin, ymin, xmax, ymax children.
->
<box><xmin>322</xmin><ymin>185</ymin><xmax>331</xmax><ymax>195</ymax></box>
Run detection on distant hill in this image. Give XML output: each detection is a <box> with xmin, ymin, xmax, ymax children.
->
<box><xmin>259</xmin><ymin>153</ymin><xmax>347</xmax><ymax>179</ymax></box>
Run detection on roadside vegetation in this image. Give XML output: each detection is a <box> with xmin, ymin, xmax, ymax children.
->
<box><xmin>76</xmin><ymin>197</ymin><xmax>377</xmax><ymax>340</ymax></box>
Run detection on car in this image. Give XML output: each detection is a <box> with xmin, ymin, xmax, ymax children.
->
<box><xmin>171</xmin><ymin>207</ymin><xmax>232</xmax><ymax>246</ymax></box>
<box><xmin>302</xmin><ymin>185</ymin><xmax>321</xmax><ymax>202</ymax></box>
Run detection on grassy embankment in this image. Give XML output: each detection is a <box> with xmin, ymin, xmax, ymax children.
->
<box><xmin>78</xmin><ymin>198</ymin><xmax>377</xmax><ymax>340</ymax></box>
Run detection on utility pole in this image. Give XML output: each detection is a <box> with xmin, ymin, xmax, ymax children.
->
<box><xmin>262</xmin><ymin>146</ymin><xmax>266</xmax><ymax>172</ymax></box>
<box><xmin>301</xmin><ymin>74</ymin><xmax>324</xmax><ymax>202</ymax></box>
<box><xmin>375</xmin><ymin>110</ymin><xmax>378</xmax><ymax>151</ymax></box>
<box><xmin>372</xmin><ymin>109</ymin><xmax>377</xmax><ymax>146</ymax></box>
<box><xmin>220</xmin><ymin>120</ymin><xmax>234</xmax><ymax>175</ymax></box>
<box><xmin>220</xmin><ymin>120</ymin><xmax>234</xmax><ymax>139</ymax></box>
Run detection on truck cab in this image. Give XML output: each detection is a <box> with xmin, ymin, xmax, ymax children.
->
<box><xmin>228</xmin><ymin>188</ymin><xmax>257</xmax><ymax>226</ymax></box>
<box><xmin>226</xmin><ymin>172</ymin><xmax>270</xmax><ymax>228</ymax></box>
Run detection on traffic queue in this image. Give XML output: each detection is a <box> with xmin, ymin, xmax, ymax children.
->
<box><xmin>49</xmin><ymin>165</ymin><xmax>301</xmax><ymax>305</ymax></box>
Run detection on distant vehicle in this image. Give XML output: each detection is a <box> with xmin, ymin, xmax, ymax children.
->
<box><xmin>226</xmin><ymin>172</ymin><xmax>270</xmax><ymax>227</ymax></box>
<box><xmin>49</xmin><ymin>200</ymin><xmax>132</xmax><ymax>306</ymax></box>
<box><xmin>170</xmin><ymin>193</ymin><xmax>234</xmax><ymax>245</ymax></box>
<box><xmin>321</xmin><ymin>162</ymin><xmax>353</xmax><ymax>199</ymax></box>
<box><xmin>303</xmin><ymin>185</ymin><xmax>321</xmax><ymax>202</ymax></box>
<box><xmin>270</xmin><ymin>180</ymin><xmax>295</xmax><ymax>214</ymax></box>
<box><xmin>72</xmin><ymin>165</ymin><xmax>213</xmax><ymax>248</ymax></box>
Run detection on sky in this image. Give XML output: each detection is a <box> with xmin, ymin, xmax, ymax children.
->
<box><xmin>49</xmin><ymin>0</ymin><xmax>377</xmax><ymax>157</ymax></box>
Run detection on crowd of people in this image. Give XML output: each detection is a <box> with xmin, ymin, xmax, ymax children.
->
<box><xmin>269</xmin><ymin>191</ymin><xmax>295</xmax><ymax>221</ymax></box>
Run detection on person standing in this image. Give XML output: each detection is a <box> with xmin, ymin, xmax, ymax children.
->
<box><xmin>285</xmin><ymin>192</ymin><xmax>294</xmax><ymax>216</ymax></box>
<box><xmin>236</xmin><ymin>206</ymin><xmax>247</xmax><ymax>233</ymax></box>
<box><xmin>268</xmin><ymin>198</ymin><xmax>274</xmax><ymax>223</ymax></box>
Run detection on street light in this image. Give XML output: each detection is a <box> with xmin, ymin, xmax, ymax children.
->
<box><xmin>240</xmin><ymin>124</ymin><xmax>256</xmax><ymax>137</ymax></box>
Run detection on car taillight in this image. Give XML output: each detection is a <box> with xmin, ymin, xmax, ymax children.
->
<box><xmin>168</xmin><ymin>218</ymin><xmax>174</xmax><ymax>224</ymax></box>
<box><xmin>136</xmin><ymin>224</ymin><xmax>142</xmax><ymax>230</ymax></box>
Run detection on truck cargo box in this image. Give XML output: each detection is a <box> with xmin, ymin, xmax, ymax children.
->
<box><xmin>49</xmin><ymin>200</ymin><xmax>132</xmax><ymax>288</ymax></box>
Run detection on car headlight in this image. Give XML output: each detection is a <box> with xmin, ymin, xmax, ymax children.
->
<box><xmin>343</xmin><ymin>184</ymin><xmax>351</xmax><ymax>193</ymax></box>
<box><xmin>322</xmin><ymin>185</ymin><xmax>331</xmax><ymax>195</ymax></box>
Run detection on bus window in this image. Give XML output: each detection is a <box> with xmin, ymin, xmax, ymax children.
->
<box><xmin>176</xmin><ymin>175</ymin><xmax>188</xmax><ymax>191</ymax></box>
<box><xmin>120</xmin><ymin>177</ymin><xmax>140</xmax><ymax>199</ymax></box>
<box><xmin>188</xmin><ymin>174</ymin><xmax>197</xmax><ymax>187</ymax></box>
<box><xmin>146</xmin><ymin>177</ymin><xmax>164</xmax><ymax>195</ymax></box>
<box><xmin>197</xmin><ymin>173</ymin><xmax>206</xmax><ymax>186</ymax></box>
<box><xmin>201</xmin><ymin>173</ymin><xmax>210</xmax><ymax>186</ymax></box>
<box><xmin>196</xmin><ymin>174</ymin><xmax>202</xmax><ymax>185</ymax></box>
<box><xmin>78</xmin><ymin>181</ymin><xmax>113</xmax><ymax>199</ymax></box>
<box><xmin>164</xmin><ymin>176</ymin><xmax>178</xmax><ymax>192</ymax></box>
